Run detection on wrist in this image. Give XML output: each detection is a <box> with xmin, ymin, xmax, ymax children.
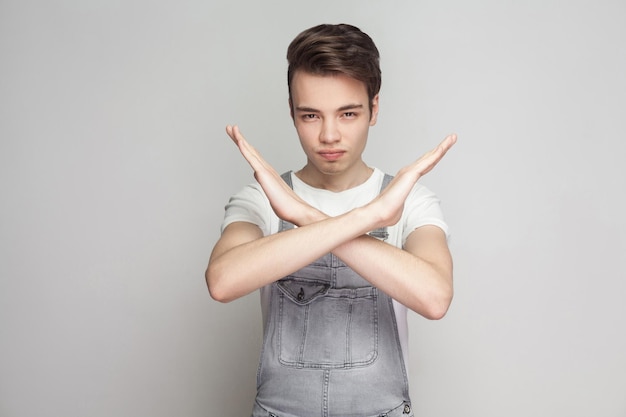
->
<box><xmin>294</xmin><ymin>205</ymin><xmax>327</xmax><ymax>227</ymax></box>
<box><xmin>350</xmin><ymin>205</ymin><xmax>382</xmax><ymax>235</ymax></box>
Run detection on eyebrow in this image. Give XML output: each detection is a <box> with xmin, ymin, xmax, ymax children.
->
<box><xmin>295</xmin><ymin>104</ymin><xmax>364</xmax><ymax>113</ymax></box>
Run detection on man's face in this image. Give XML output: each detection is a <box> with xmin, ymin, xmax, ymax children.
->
<box><xmin>290</xmin><ymin>70</ymin><xmax>379</xmax><ymax>188</ymax></box>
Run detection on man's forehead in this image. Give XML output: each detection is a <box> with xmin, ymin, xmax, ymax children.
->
<box><xmin>290</xmin><ymin>71</ymin><xmax>369</xmax><ymax>108</ymax></box>
<box><xmin>291</xmin><ymin>70</ymin><xmax>366</xmax><ymax>88</ymax></box>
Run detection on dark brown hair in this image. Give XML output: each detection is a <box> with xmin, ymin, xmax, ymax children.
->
<box><xmin>287</xmin><ymin>24</ymin><xmax>381</xmax><ymax>110</ymax></box>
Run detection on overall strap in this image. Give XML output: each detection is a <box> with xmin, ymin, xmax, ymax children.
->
<box><xmin>368</xmin><ymin>173</ymin><xmax>393</xmax><ymax>241</ymax></box>
<box><xmin>279</xmin><ymin>171</ymin><xmax>295</xmax><ymax>232</ymax></box>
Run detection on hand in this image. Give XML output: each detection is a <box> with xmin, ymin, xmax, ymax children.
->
<box><xmin>366</xmin><ymin>134</ymin><xmax>457</xmax><ymax>228</ymax></box>
<box><xmin>225</xmin><ymin>125</ymin><xmax>322</xmax><ymax>226</ymax></box>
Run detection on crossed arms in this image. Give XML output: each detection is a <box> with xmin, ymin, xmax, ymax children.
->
<box><xmin>206</xmin><ymin>126</ymin><xmax>457</xmax><ymax>319</ymax></box>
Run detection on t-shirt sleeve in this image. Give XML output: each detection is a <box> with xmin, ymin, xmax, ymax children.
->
<box><xmin>221</xmin><ymin>182</ymin><xmax>272</xmax><ymax>236</ymax></box>
<box><xmin>401</xmin><ymin>183</ymin><xmax>450</xmax><ymax>245</ymax></box>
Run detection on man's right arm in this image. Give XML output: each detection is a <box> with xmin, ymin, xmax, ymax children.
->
<box><xmin>206</xmin><ymin>221</ymin><xmax>263</xmax><ymax>301</ymax></box>
<box><xmin>205</xmin><ymin>202</ymin><xmax>377</xmax><ymax>302</ymax></box>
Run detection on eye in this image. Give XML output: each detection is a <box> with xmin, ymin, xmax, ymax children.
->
<box><xmin>343</xmin><ymin>111</ymin><xmax>357</xmax><ymax>118</ymax></box>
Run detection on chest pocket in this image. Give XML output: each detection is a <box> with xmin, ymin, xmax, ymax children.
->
<box><xmin>276</xmin><ymin>278</ymin><xmax>379</xmax><ymax>369</ymax></box>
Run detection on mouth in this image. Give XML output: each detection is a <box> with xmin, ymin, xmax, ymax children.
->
<box><xmin>318</xmin><ymin>150</ymin><xmax>345</xmax><ymax>161</ymax></box>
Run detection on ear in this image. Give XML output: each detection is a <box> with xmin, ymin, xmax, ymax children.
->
<box><xmin>369</xmin><ymin>94</ymin><xmax>380</xmax><ymax>126</ymax></box>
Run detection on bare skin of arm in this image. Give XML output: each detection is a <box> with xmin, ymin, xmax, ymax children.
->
<box><xmin>207</xmin><ymin>125</ymin><xmax>456</xmax><ymax>319</ymax></box>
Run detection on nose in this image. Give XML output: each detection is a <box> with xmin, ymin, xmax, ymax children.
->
<box><xmin>320</xmin><ymin>119</ymin><xmax>340</xmax><ymax>143</ymax></box>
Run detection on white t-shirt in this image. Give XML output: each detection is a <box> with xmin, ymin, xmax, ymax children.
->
<box><xmin>220</xmin><ymin>167</ymin><xmax>449</xmax><ymax>367</ymax></box>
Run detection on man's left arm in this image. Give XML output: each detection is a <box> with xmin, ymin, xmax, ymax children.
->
<box><xmin>332</xmin><ymin>224</ymin><xmax>453</xmax><ymax>319</ymax></box>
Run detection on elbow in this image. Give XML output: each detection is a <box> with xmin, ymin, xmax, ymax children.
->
<box><xmin>205</xmin><ymin>264</ymin><xmax>235</xmax><ymax>303</ymax></box>
<box><xmin>208</xmin><ymin>284</ymin><xmax>232</xmax><ymax>304</ymax></box>
<box><xmin>423</xmin><ymin>301</ymin><xmax>451</xmax><ymax>320</ymax></box>
<box><xmin>421</xmin><ymin>286</ymin><xmax>454</xmax><ymax>321</ymax></box>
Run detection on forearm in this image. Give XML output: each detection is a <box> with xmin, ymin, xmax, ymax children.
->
<box><xmin>207</xmin><ymin>207</ymin><xmax>374</xmax><ymax>302</ymax></box>
<box><xmin>332</xmin><ymin>234</ymin><xmax>453</xmax><ymax>319</ymax></box>
<box><xmin>297</xmin><ymin>202</ymin><xmax>453</xmax><ymax>318</ymax></box>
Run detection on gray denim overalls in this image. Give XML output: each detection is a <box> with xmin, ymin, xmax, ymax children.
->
<box><xmin>251</xmin><ymin>172</ymin><xmax>413</xmax><ymax>417</ymax></box>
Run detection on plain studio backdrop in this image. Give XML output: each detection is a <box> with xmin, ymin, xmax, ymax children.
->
<box><xmin>1</xmin><ymin>1</ymin><xmax>625</xmax><ymax>416</ymax></box>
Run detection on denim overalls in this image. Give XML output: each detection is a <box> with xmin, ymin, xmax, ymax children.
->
<box><xmin>251</xmin><ymin>172</ymin><xmax>413</xmax><ymax>417</ymax></box>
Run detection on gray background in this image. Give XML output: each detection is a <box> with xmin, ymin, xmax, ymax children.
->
<box><xmin>1</xmin><ymin>1</ymin><xmax>625</xmax><ymax>416</ymax></box>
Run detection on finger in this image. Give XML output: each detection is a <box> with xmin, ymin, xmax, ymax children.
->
<box><xmin>226</xmin><ymin>125</ymin><xmax>275</xmax><ymax>175</ymax></box>
<box><xmin>226</xmin><ymin>125</ymin><xmax>253</xmax><ymax>149</ymax></box>
<box><xmin>410</xmin><ymin>134</ymin><xmax>457</xmax><ymax>176</ymax></box>
<box><xmin>437</xmin><ymin>133</ymin><xmax>457</xmax><ymax>155</ymax></box>
<box><xmin>225</xmin><ymin>125</ymin><xmax>237</xmax><ymax>142</ymax></box>
<box><xmin>426</xmin><ymin>134</ymin><xmax>456</xmax><ymax>159</ymax></box>
<box><xmin>226</xmin><ymin>125</ymin><xmax>254</xmax><ymax>157</ymax></box>
<box><xmin>226</xmin><ymin>125</ymin><xmax>247</xmax><ymax>145</ymax></box>
<box><xmin>224</xmin><ymin>126</ymin><xmax>287</xmax><ymax>185</ymax></box>
<box><xmin>225</xmin><ymin>125</ymin><xmax>256</xmax><ymax>165</ymax></box>
<box><xmin>232</xmin><ymin>126</ymin><xmax>263</xmax><ymax>164</ymax></box>
<box><xmin>431</xmin><ymin>133</ymin><xmax>457</xmax><ymax>158</ymax></box>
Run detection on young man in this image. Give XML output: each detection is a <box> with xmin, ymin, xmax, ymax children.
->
<box><xmin>206</xmin><ymin>24</ymin><xmax>456</xmax><ymax>417</ymax></box>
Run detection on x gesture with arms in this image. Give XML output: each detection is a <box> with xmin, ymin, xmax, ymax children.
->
<box><xmin>208</xmin><ymin>124</ymin><xmax>456</xmax><ymax>319</ymax></box>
